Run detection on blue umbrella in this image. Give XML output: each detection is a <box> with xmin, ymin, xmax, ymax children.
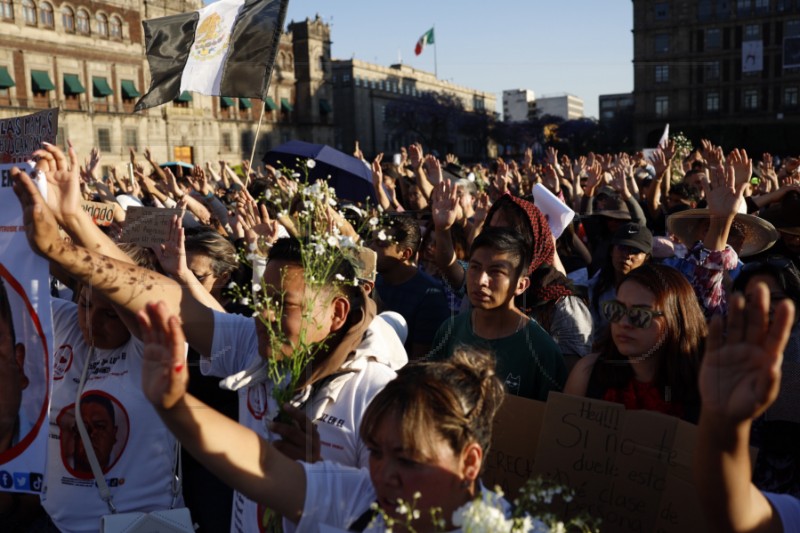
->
<box><xmin>159</xmin><ymin>161</ymin><xmax>194</xmax><ymax>169</ymax></box>
<box><xmin>263</xmin><ymin>141</ymin><xmax>377</xmax><ymax>205</ymax></box>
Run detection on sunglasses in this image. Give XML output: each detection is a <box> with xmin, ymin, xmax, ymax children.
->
<box><xmin>602</xmin><ymin>300</ymin><xmax>664</xmax><ymax>329</ymax></box>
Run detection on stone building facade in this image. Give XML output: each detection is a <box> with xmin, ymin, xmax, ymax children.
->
<box><xmin>0</xmin><ymin>0</ymin><xmax>334</xmax><ymax>172</ymax></box>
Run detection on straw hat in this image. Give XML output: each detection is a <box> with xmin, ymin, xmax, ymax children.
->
<box><xmin>666</xmin><ymin>209</ymin><xmax>779</xmax><ymax>257</ymax></box>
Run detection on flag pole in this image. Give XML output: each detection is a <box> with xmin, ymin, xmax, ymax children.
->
<box><xmin>433</xmin><ymin>24</ymin><xmax>438</xmax><ymax>78</ymax></box>
<box><xmin>246</xmin><ymin>104</ymin><xmax>266</xmax><ymax>188</ymax></box>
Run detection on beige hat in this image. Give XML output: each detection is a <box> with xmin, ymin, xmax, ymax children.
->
<box><xmin>666</xmin><ymin>209</ymin><xmax>779</xmax><ymax>257</ymax></box>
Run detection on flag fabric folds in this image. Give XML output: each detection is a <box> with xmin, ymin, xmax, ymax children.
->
<box><xmin>415</xmin><ymin>27</ymin><xmax>435</xmax><ymax>56</ymax></box>
<box><xmin>135</xmin><ymin>0</ymin><xmax>288</xmax><ymax>111</ymax></box>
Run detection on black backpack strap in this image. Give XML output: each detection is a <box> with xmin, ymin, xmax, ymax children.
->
<box><xmin>347</xmin><ymin>503</ymin><xmax>378</xmax><ymax>532</ymax></box>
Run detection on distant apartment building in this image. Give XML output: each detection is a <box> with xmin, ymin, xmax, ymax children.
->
<box><xmin>331</xmin><ymin>60</ymin><xmax>496</xmax><ymax>158</ymax></box>
<box><xmin>633</xmin><ymin>0</ymin><xmax>800</xmax><ymax>152</ymax></box>
<box><xmin>599</xmin><ymin>92</ymin><xmax>634</xmax><ymax>122</ymax></box>
<box><xmin>502</xmin><ymin>89</ymin><xmax>535</xmax><ymax>121</ymax></box>
<box><xmin>532</xmin><ymin>94</ymin><xmax>584</xmax><ymax>121</ymax></box>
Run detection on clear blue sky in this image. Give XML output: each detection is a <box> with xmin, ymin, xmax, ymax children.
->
<box><xmin>205</xmin><ymin>0</ymin><xmax>634</xmax><ymax>119</ymax></box>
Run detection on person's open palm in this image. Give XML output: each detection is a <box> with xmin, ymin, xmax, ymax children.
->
<box><xmin>138</xmin><ymin>302</ymin><xmax>189</xmax><ymax>411</ymax></box>
<box><xmin>431</xmin><ymin>180</ymin><xmax>458</xmax><ymax>230</ymax></box>
<box><xmin>33</xmin><ymin>142</ymin><xmax>83</xmax><ymax>224</ymax></box>
<box><xmin>700</xmin><ymin>285</ymin><xmax>794</xmax><ymax>424</ymax></box>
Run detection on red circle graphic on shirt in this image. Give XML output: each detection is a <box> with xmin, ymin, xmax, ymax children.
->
<box><xmin>56</xmin><ymin>390</ymin><xmax>130</xmax><ymax>480</ymax></box>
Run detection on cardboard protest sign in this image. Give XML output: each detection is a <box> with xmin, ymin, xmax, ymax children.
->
<box><xmin>484</xmin><ymin>394</ymin><xmax>545</xmax><ymax>495</ymax></box>
<box><xmin>81</xmin><ymin>200</ymin><xmax>117</xmax><ymax>227</ymax></box>
<box><xmin>121</xmin><ymin>206</ymin><xmax>182</xmax><ymax>248</ymax></box>
<box><xmin>531</xmin><ymin>392</ymin><xmax>708</xmax><ymax>533</ymax></box>
<box><xmin>0</xmin><ymin>109</ymin><xmax>57</xmax><ymax>494</ymax></box>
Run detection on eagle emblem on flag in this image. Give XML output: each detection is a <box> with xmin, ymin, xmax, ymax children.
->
<box><xmin>190</xmin><ymin>12</ymin><xmax>229</xmax><ymax>61</ymax></box>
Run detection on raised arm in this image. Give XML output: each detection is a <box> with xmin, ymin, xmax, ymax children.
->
<box><xmin>696</xmin><ymin>285</ymin><xmax>794</xmax><ymax>533</ymax></box>
<box><xmin>139</xmin><ymin>302</ymin><xmax>305</xmax><ymax>522</ymax></box>
<box><xmin>10</xmin><ymin>166</ymin><xmax>216</xmax><ymax>356</ymax></box>
<box><xmin>431</xmin><ymin>179</ymin><xmax>466</xmax><ymax>290</ymax></box>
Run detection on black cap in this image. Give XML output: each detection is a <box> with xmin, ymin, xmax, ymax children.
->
<box><xmin>612</xmin><ymin>222</ymin><xmax>653</xmax><ymax>254</ymax></box>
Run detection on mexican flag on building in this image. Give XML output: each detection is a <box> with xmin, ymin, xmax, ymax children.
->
<box><xmin>415</xmin><ymin>28</ymin><xmax>435</xmax><ymax>56</ymax></box>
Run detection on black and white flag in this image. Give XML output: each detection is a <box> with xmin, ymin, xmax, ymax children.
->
<box><xmin>135</xmin><ymin>0</ymin><xmax>288</xmax><ymax>111</ymax></box>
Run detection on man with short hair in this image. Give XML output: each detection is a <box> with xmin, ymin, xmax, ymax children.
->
<box><xmin>429</xmin><ymin>227</ymin><xmax>566</xmax><ymax>401</ymax></box>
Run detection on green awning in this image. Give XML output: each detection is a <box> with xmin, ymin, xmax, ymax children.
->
<box><xmin>0</xmin><ymin>67</ymin><xmax>14</xmax><ymax>89</ymax></box>
<box><xmin>239</xmin><ymin>97</ymin><xmax>252</xmax><ymax>109</ymax></box>
<box><xmin>280</xmin><ymin>97</ymin><xmax>293</xmax><ymax>112</ymax></box>
<box><xmin>120</xmin><ymin>79</ymin><xmax>140</xmax><ymax>98</ymax></box>
<box><xmin>319</xmin><ymin>99</ymin><xmax>332</xmax><ymax>114</ymax></box>
<box><xmin>175</xmin><ymin>90</ymin><xmax>193</xmax><ymax>103</ymax></box>
<box><xmin>63</xmin><ymin>73</ymin><xmax>85</xmax><ymax>95</ymax></box>
<box><xmin>220</xmin><ymin>96</ymin><xmax>234</xmax><ymax>108</ymax></box>
<box><xmin>31</xmin><ymin>70</ymin><xmax>55</xmax><ymax>92</ymax></box>
<box><xmin>92</xmin><ymin>76</ymin><xmax>113</xmax><ymax>97</ymax></box>
<box><xmin>264</xmin><ymin>96</ymin><xmax>277</xmax><ymax>110</ymax></box>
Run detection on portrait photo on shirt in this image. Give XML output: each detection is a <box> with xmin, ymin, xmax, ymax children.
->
<box><xmin>56</xmin><ymin>391</ymin><xmax>130</xmax><ymax>479</ymax></box>
<box><xmin>0</xmin><ymin>263</ymin><xmax>49</xmax><ymax>464</ymax></box>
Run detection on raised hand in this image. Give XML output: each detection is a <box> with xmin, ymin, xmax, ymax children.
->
<box><xmin>408</xmin><ymin>143</ymin><xmax>423</xmax><ymax>169</ymax></box>
<box><xmin>610</xmin><ymin>166</ymin><xmax>631</xmax><ymax>199</ymax></box>
<box><xmin>87</xmin><ymin>146</ymin><xmax>101</xmax><ymax>175</ymax></box>
<box><xmin>33</xmin><ymin>142</ymin><xmax>83</xmax><ymax>225</ymax></box>
<box><xmin>728</xmin><ymin>148</ymin><xmax>752</xmax><ymax>191</ymax></box>
<box><xmin>371</xmin><ymin>153</ymin><xmax>384</xmax><ymax>188</ymax></box>
<box><xmin>704</xmin><ymin>157</ymin><xmax>746</xmax><ymax>218</ymax></box>
<box><xmin>652</xmin><ymin>149</ymin><xmax>669</xmax><ymax>178</ymax></box>
<box><xmin>431</xmin><ymin>179</ymin><xmax>459</xmax><ymax>231</ymax></box>
<box><xmin>493</xmin><ymin>158</ymin><xmax>511</xmax><ymax>195</ymax></box>
<box><xmin>423</xmin><ymin>154</ymin><xmax>443</xmax><ymax>184</ymax></box>
<box><xmin>9</xmin><ymin>166</ymin><xmax>64</xmax><ymax>258</ymax></box>
<box><xmin>353</xmin><ymin>140</ymin><xmax>364</xmax><ymax>161</ymax></box>
<box><xmin>445</xmin><ymin>153</ymin><xmax>460</xmax><ymax>166</ymax></box>
<box><xmin>700</xmin><ymin>284</ymin><xmax>793</xmax><ymax>424</ymax></box>
<box><xmin>153</xmin><ymin>214</ymin><xmax>189</xmax><ymax>278</ymax></box>
<box><xmin>583</xmin><ymin>160</ymin><xmax>604</xmax><ymax>196</ymax></box>
<box><xmin>472</xmin><ymin>191</ymin><xmax>490</xmax><ymax>225</ymax></box>
<box><xmin>138</xmin><ymin>302</ymin><xmax>189</xmax><ymax>411</ymax></box>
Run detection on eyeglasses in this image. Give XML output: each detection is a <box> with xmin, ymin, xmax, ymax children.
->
<box><xmin>602</xmin><ymin>299</ymin><xmax>664</xmax><ymax>329</ymax></box>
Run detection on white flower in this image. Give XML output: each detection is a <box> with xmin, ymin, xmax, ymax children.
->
<box><xmin>251</xmin><ymin>283</ymin><xmax>262</xmax><ymax>292</ymax></box>
<box><xmin>335</xmin><ymin>273</ymin><xmax>345</xmax><ymax>281</ymax></box>
<box><xmin>264</xmin><ymin>189</ymin><xmax>273</xmax><ymax>200</ymax></box>
<box><xmin>369</xmin><ymin>216</ymin><xmax>379</xmax><ymax>227</ymax></box>
<box><xmin>292</xmin><ymin>172</ymin><xmax>301</xmax><ymax>178</ymax></box>
<box><xmin>326</xmin><ymin>235</ymin><xmax>338</xmax><ymax>247</ymax></box>
<box><xmin>467</xmin><ymin>172</ymin><xmax>476</xmax><ymax>182</ymax></box>
<box><xmin>227</xmin><ymin>281</ymin><xmax>237</xmax><ymax>289</ymax></box>
<box><xmin>377</xmin><ymin>230</ymin><xmax>387</xmax><ymax>241</ymax></box>
<box><xmin>306</xmin><ymin>159</ymin><xmax>316</xmax><ymax>169</ymax></box>
<box><xmin>314</xmin><ymin>243</ymin><xmax>325</xmax><ymax>255</ymax></box>
<box><xmin>452</xmin><ymin>496</ymin><xmax>514</xmax><ymax>532</ymax></box>
<box><xmin>239</xmin><ymin>297</ymin><xmax>251</xmax><ymax>306</ymax></box>
<box><xmin>327</xmin><ymin>197</ymin><xmax>337</xmax><ymax>206</ymax></box>
<box><xmin>396</xmin><ymin>503</ymin><xmax>409</xmax><ymax>516</ymax></box>
<box><xmin>339</xmin><ymin>235</ymin><xmax>357</xmax><ymax>248</ymax></box>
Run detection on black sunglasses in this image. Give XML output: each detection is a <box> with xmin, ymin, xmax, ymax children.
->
<box><xmin>602</xmin><ymin>300</ymin><xmax>664</xmax><ymax>329</ymax></box>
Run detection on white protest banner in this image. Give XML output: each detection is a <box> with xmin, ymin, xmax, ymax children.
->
<box><xmin>81</xmin><ymin>200</ymin><xmax>117</xmax><ymax>227</ymax></box>
<box><xmin>532</xmin><ymin>183</ymin><xmax>574</xmax><ymax>239</ymax></box>
<box><xmin>0</xmin><ymin>108</ymin><xmax>57</xmax><ymax>494</ymax></box>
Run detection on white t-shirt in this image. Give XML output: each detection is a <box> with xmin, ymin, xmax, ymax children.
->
<box><xmin>294</xmin><ymin>462</ymin><xmax>515</xmax><ymax>533</ymax></box>
<box><xmin>42</xmin><ymin>299</ymin><xmax>182</xmax><ymax>533</ymax></box>
<box><xmin>202</xmin><ymin>310</ymin><xmax>406</xmax><ymax>533</ymax></box>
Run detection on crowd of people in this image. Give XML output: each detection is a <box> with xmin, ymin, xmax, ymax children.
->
<box><xmin>2</xmin><ymin>136</ymin><xmax>800</xmax><ymax>532</ymax></box>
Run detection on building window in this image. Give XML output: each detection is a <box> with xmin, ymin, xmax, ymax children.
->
<box><xmin>655</xmin><ymin>33</ymin><xmax>671</xmax><ymax>53</ymax></box>
<box><xmin>342</xmin><ymin>73</ymin><xmax>350</xmax><ymax>83</ymax></box>
<box><xmin>706</xmin><ymin>92</ymin><xmax>721</xmax><ymax>111</ymax></box>
<box><xmin>718</xmin><ymin>0</ymin><xmax>732</xmax><ymax>18</ymax></box>
<box><xmin>655</xmin><ymin>95</ymin><xmax>670</xmax><ymax>116</ymax></box>
<box><xmin>744</xmin><ymin>24</ymin><xmax>761</xmax><ymax>39</ymax></box>
<box><xmin>222</xmin><ymin>132</ymin><xmax>232</xmax><ymax>151</ymax></box>
<box><xmin>76</xmin><ymin>8</ymin><xmax>89</xmax><ymax>34</ymax></box>
<box><xmin>698</xmin><ymin>0</ymin><xmax>713</xmax><ymax>20</ymax></box>
<box><xmin>0</xmin><ymin>0</ymin><xmax>12</xmax><ymax>20</ymax></box>
<box><xmin>755</xmin><ymin>0</ymin><xmax>770</xmax><ymax>12</ymax></box>
<box><xmin>124</xmin><ymin>129</ymin><xmax>138</xmax><ymax>151</ymax></box>
<box><xmin>737</xmin><ymin>0</ymin><xmax>752</xmax><ymax>14</ymax></box>
<box><xmin>22</xmin><ymin>0</ymin><xmax>36</xmax><ymax>25</ymax></box>
<box><xmin>705</xmin><ymin>60</ymin><xmax>721</xmax><ymax>79</ymax></box>
<box><xmin>707</xmin><ymin>28</ymin><xmax>722</xmax><ymax>48</ymax></box>
<box><xmin>109</xmin><ymin>15</ymin><xmax>122</xmax><ymax>39</ymax></box>
<box><xmin>40</xmin><ymin>1</ymin><xmax>53</xmax><ymax>28</ymax></box>
<box><xmin>785</xmin><ymin>87</ymin><xmax>798</xmax><ymax>106</ymax></box>
<box><xmin>62</xmin><ymin>6</ymin><xmax>74</xmax><ymax>32</ymax></box>
<box><xmin>96</xmin><ymin>13</ymin><xmax>108</xmax><ymax>38</ymax></box>
<box><xmin>655</xmin><ymin>2</ymin><xmax>670</xmax><ymax>19</ymax></box>
<box><xmin>655</xmin><ymin>65</ymin><xmax>670</xmax><ymax>82</ymax></box>
<box><xmin>96</xmin><ymin>128</ymin><xmax>111</xmax><ymax>153</ymax></box>
<box><xmin>744</xmin><ymin>89</ymin><xmax>759</xmax><ymax>109</ymax></box>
